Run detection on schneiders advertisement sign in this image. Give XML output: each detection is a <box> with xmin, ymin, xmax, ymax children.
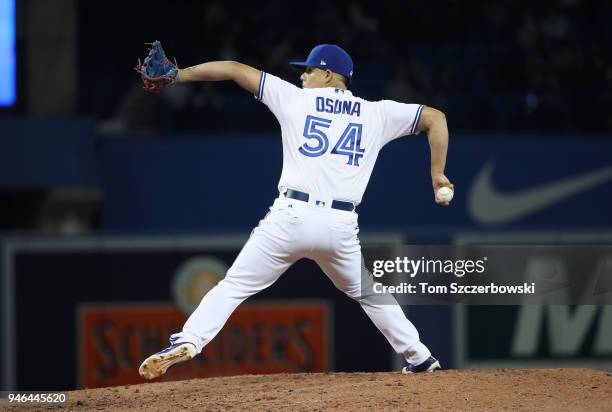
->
<box><xmin>2</xmin><ymin>235</ymin><xmax>401</xmax><ymax>391</ymax></box>
<box><xmin>79</xmin><ymin>303</ymin><xmax>330</xmax><ymax>388</ymax></box>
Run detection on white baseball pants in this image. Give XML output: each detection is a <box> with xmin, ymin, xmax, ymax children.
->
<box><xmin>171</xmin><ymin>195</ymin><xmax>431</xmax><ymax>365</ymax></box>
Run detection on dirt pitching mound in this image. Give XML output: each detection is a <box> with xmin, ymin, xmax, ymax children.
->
<box><xmin>4</xmin><ymin>369</ymin><xmax>612</xmax><ymax>411</ymax></box>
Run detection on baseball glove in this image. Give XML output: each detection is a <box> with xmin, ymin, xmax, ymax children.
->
<box><xmin>134</xmin><ymin>40</ymin><xmax>179</xmax><ymax>92</ymax></box>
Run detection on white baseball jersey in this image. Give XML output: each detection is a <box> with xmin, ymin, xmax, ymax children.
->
<box><xmin>255</xmin><ymin>72</ymin><xmax>424</xmax><ymax>205</ymax></box>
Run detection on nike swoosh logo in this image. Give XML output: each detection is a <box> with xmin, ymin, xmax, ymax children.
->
<box><xmin>468</xmin><ymin>162</ymin><xmax>612</xmax><ymax>224</ymax></box>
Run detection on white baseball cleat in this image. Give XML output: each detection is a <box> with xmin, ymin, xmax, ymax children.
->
<box><xmin>139</xmin><ymin>342</ymin><xmax>197</xmax><ymax>379</ymax></box>
<box><xmin>401</xmin><ymin>356</ymin><xmax>441</xmax><ymax>374</ymax></box>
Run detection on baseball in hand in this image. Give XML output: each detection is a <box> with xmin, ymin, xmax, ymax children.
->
<box><xmin>436</xmin><ymin>186</ymin><xmax>454</xmax><ymax>203</ymax></box>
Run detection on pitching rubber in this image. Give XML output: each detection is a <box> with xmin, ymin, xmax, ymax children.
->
<box><xmin>139</xmin><ymin>343</ymin><xmax>197</xmax><ymax>379</ymax></box>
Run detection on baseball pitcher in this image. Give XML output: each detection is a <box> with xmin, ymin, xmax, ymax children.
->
<box><xmin>137</xmin><ymin>42</ymin><xmax>452</xmax><ymax>378</ymax></box>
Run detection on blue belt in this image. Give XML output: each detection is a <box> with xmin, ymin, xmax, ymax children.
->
<box><xmin>285</xmin><ymin>189</ymin><xmax>355</xmax><ymax>212</ymax></box>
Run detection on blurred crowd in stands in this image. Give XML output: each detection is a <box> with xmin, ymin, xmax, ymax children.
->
<box><xmin>82</xmin><ymin>0</ymin><xmax>612</xmax><ymax>134</ymax></box>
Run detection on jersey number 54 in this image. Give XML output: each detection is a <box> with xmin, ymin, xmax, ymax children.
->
<box><xmin>299</xmin><ymin>115</ymin><xmax>365</xmax><ymax>166</ymax></box>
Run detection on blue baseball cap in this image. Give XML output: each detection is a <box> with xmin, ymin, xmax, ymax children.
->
<box><xmin>290</xmin><ymin>44</ymin><xmax>354</xmax><ymax>80</ymax></box>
